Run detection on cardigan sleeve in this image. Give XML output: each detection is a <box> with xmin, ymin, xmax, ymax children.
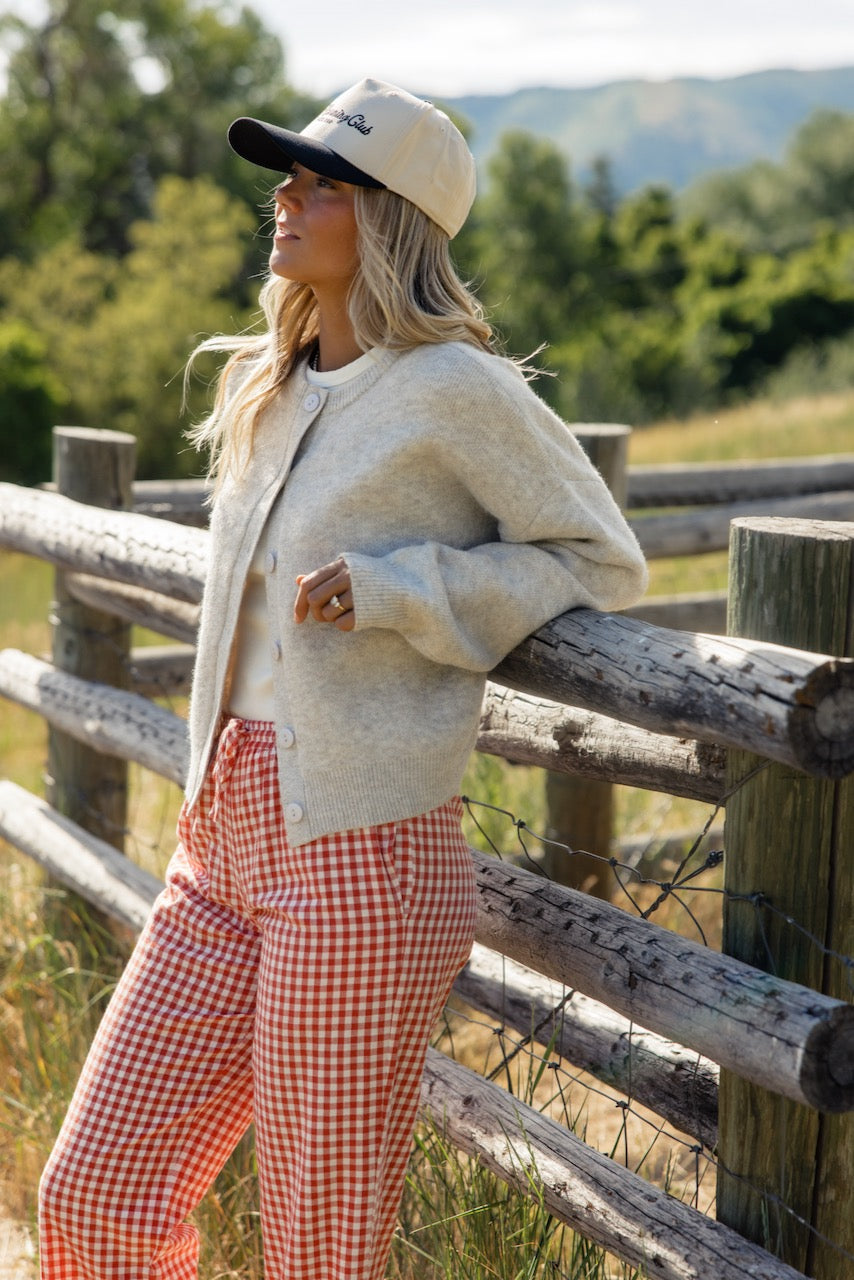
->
<box><xmin>341</xmin><ymin>361</ymin><xmax>648</xmax><ymax>673</ymax></box>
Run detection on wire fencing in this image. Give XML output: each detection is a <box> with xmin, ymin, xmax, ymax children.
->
<box><xmin>452</xmin><ymin>784</ymin><xmax>854</xmax><ymax>1275</ymax></box>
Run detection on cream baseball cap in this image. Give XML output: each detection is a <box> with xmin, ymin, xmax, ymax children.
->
<box><xmin>228</xmin><ymin>78</ymin><xmax>476</xmax><ymax>239</ymax></box>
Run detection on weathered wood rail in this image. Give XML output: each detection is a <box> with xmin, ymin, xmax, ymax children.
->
<box><xmin>126</xmin><ymin>452</ymin><xmax>854</xmax><ymax>520</ymax></box>
<box><xmin>631</xmin><ymin>490</ymin><xmax>854</xmax><ymax>559</ymax></box>
<box><xmin>3</xmin><ymin>485</ymin><xmax>852</xmax><ymax>779</ymax></box>
<box><xmin>626</xmin><ymin>455</ymin><xmax>854</xmax><ymax>508</ymax></box>
<box><xmin>2</xmin><ymin>428</ymin><xmax>854</xmax><ymax>1280</ymax></box>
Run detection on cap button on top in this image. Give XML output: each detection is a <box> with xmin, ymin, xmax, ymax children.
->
<box><xmin>303</xmin><ymin>391</ymin><xmax>321</xmax><ymax>412</ymax></box>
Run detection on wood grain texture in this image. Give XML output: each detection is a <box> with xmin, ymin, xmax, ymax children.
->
<box><xmin>469</xmin><ymin>847</ymin><xmax>854</xmax><ymax>1114</ymax></box>
<box><xmin>632</xmin><ymin>492</ymin><xmax>854</xmax><ymax>559</ymax></box>
<box><xmin>455</xmin><ymin>941</ymin><xmax>719</xmax><ymax>1148</ymax></box>
<box><xmin>628</xmin><ymin>456</ymin><xmax>854</xmax><ymax>508</ymax></box>
<box><xmin>0</xmin><ymin>483</ymin><xmax>207</xmax><ymax>603</ymax></box>
<box><xmin>421</xmin><ymin>1048</ymin><xmax>807</xmax><ymax>1280</ymax></box>
<box><xmin>478</xmin><ymin>683</ymin><xmax>727</xmax><ymax>802</ymax></box>
<box><xmin>0</xmin><ymin>650</ymin><xmax>188</xmax><ymax>785</ymax></box>
<box><xmin>719</xmin><ymin>517</ymin><xmax>854</xmax><ymax>1278</ymax></box>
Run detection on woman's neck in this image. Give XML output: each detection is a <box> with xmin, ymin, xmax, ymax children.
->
<box><xmin>313</xmin><ymin>293</ymin><xmax>363</xmax><ymax>372</ymax></box>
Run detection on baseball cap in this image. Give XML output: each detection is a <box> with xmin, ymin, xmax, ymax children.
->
<box><xmin>228</xmin><ymin>78</ymin><xmax>476</xmax><ymax>239</ymax></box>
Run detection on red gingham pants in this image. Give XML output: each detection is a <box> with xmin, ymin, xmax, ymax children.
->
<box><xmin>39</xmin><ymin>718</ymin><xmax>477</xmax><ymax>1280</ymax></box>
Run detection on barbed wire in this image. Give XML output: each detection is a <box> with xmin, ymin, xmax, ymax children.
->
<box><xmin>461</xmin><ymin>791</ymin><xmax>854</xmax><ymax>988</ymax></box>
<box><xmin>436</xmin><ymin>988</ymin><xmax>854</xmax><ymax>1267</ymax></box>
<box><xmin>455</xmin><ymin>788</ymin><xmax>854</xmax><ymax>1269</ymax></box>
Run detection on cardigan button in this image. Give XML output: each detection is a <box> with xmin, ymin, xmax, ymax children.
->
<box><xmin>279</xmin><ymin>726</ymin><xmax>295</xmax><ymax>748</ymax></box>
<box><xmin>271</xmin><ymin>640</ymin><xmax>282</xmax><ymax>662</ymax></box>
<box><xmin>303</xmin><ymin>391</ymin><xmax>321</xmax><ymax>412</ymax></box>
<box><xmin>265</xmin><ymin>549</ymin><xmax>277</xmax><ymax>574</ymax></box>
<box><xmin>285</xmin><ymin>803</ymin><xmax>304</xmax><ymax>823</ymax></box>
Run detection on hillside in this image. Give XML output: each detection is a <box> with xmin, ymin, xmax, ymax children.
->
<box><xmin>447</xmin><ymin>66</ymin><xmax>854</xmax><ymax>192</ymax></box>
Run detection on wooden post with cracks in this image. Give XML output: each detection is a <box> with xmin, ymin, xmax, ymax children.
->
<box><xmin>718</xmin><ymin>517</ymin><xmax>854</xmax><ymax>1279</ymax></box>
<box><xmin>47</xmin><ymin>427</ymin><xmax>137</xmax><ymax>856</ymax></box>
<box><xmin>541</xmin><ymin>424</ymin><xmax>629</xmax><ymax>895</ymax></box>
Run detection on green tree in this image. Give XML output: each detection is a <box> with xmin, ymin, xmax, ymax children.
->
<box><xmin>0</xmin><ymin>0</ymin><xmax>149</xmax><ymax>256</ymax></box>
<box><xmin>89</xmin><ymin>173</ymin><xmax>254</xmax><ymax>475</ymax></box>
<box><xmin>464</xmin><ymin>130</ymin><xmax>596</xmax><ymax>374</ymax></box>
<box><xmin>0</xmin><ymin>0</ymin><xmax>311</xmax><ymax>259</ymax></box>
<box><xmin>141</xmin><ymin>0</ymin><xmax>316</xmax><ymax>211</ymax></box>
<box><xmin>612</xmin><ymin>185</ymin><xmax>688</xmax><ymax>308</ymax></box>
<box><xmin>681</xmin><ymin>109</ymin><xmax>854</xmax><ymax>252</ymax></box>
<box><xmin>584</xmin><ymin>155</ymin><xmax>619</xmax><ymax>220</ymax></box>
<box><xmin>0</xmin><ymin>321</ymin><xmax>64</xmax><ymax>483</ymax></box>
<box><xmin>683</xmin><ymin>226</ymin><xmax>854</xmax><ymax>391</ymax></box>
<box><xmin>0</xmin><ymin>176</ymin><xmax>252</xmax><ymax>476</ymax></box>
<box><xmin>0</xmin><ymin>234</ymin><xmax>120</xmax><ymax>408</ymax></box>
<box><xmin>785</xmin><ymin>109</ymin><xmax>854</xmax><ymax>228</ymax></box>
<box><xmin>0</xmin><ymin>0</ymin><xmax>305</xmax><ymax>476</ymax></box>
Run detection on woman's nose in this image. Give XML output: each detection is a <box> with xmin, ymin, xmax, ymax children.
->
<box><xmin>275</xmin><ymin>182</ymin><xmax>300</xmax><ymax>212</ymax></box>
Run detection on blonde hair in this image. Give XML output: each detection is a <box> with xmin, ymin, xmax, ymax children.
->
<box><xmin>187</xmin><ymin>187</ymin><xmax>496</xmax><ymax>487</ymax></box>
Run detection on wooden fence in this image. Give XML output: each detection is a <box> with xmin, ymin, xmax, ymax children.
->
<box><xmin>1</xmin><ymin>426</ymin><xmax>854</xmax><ymax>1280</ymax></box>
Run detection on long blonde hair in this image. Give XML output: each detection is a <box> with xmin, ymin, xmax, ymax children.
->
<box><xmin>187</xmin><ymin>187</ymin><xmax>496</xmax><ymax>487</ymax></box>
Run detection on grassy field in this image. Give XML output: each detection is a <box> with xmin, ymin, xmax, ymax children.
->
<box><xmin>1</xmin><ymin>387</ymin><xmax>852</xmax><ymax>1277</ymax></box>
<box><xmin>627</xmin><ymin>388</ymin><xmax>854</xmax><ymax>464</ymax></box>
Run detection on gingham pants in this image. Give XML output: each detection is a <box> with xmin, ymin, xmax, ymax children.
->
<box><xmin>39</xmin><ymin>718</ymin><xmax>477</xmax><ymax>1280</ymax></box>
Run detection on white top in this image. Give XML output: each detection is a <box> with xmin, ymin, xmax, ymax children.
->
<box><xmin>227</xmin><ymin>349</ymin><xmax>381</xmax><ymax>719</ymax></box>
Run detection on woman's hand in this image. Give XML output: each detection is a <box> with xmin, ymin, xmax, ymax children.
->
<box><xmin>293</xmin><ymin>557</ymin><xmax>355</xmax><ymax>631</ymax></box>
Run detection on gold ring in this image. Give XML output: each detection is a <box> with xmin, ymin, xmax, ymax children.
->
<box><xmin>329</xmin><ymin>594</ymin><xmax>345</xmax><ymax>612</ymax></box>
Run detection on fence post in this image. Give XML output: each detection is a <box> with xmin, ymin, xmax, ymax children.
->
<box><xmin>47</xmin><ymin>427</ymin><xmax>137</xmax><ymax>853</ymax></box>
<box><xmin>718</xmin><ymin>516</ymin><xmax>854</xmax><ymax>1278</ymax></box>
<box><xmin>541</xmin><ymin>424</ymin><xmax>629</xmax><ymax>895</ymax></box>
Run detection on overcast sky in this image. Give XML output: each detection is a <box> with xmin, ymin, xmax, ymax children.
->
<box><xmin>249</xmin><ymin>0</ymin><xmax>854</xmax><ymax>99</ymax></box>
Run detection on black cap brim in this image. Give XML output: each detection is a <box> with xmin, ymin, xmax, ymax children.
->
<box><xmin>228</xmin><ymin>117</ymin><xmax>385</xmax><ymax>189</ymax></box>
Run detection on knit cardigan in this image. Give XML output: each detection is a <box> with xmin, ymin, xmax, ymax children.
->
<box><xmin>185</xmin><ymin>341</ymin><xmax>648</xmax><ymax>845</ymax></box>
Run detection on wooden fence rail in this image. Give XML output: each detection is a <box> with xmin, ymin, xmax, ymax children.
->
<box><xmin>2</xmin><ymin>426</ymin><xmax>854</xmax><ymax>1279</ymax></box>
<box><xmin>632</xmin><ymin>490</ymin><xmax>854</xmax><ymax>559</ymax></box>
<box><xmin>126</xmin><ymin>453</ymin><xmax>854</xmax><ymax>519</ymax></box>
<box><xmin>626</xmin><ymin>455</ymin><xmax>854</xmax><ymax>508</ymax></box>
<box><xmin>0</xmin><ymin>647</ymin><xmax>728</xmax><ymax>805</ymax></box>
<box><xmin>3</xmin><ymin>483</ymin><xmax>853</xmax><ymax>778</ymax></box>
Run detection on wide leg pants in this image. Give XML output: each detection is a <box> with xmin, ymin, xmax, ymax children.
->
<box><xmin>39</xmin><ymin>718</ymin><xmax>477</xmax><ymax>1280</ymax></box>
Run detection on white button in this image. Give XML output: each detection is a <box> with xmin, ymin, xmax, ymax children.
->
<box><xmin>285</xmin><ymin>803</ymin><xmax>304</xmax><ymax>823</ymax></box>
<box><xmin>279</xmin><ymin>726</ymin><xmax>295</xmax><ymax>748</ymax></box>
<box><xmin>271</xmin><ymin>640</ymin><xmax>282</xmax><ymax>662</ymax></box>
<box><xmin>303</xmin><ymin>392</ymin><xmax>321</xmax><ymax>412</ymax></box>
<box><xmin>265</xmin><ymin>549</ymin><xmax>277</xmax><ymax>574</ymax></box>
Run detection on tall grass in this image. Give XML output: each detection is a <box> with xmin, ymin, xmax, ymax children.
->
<box><xmin>2</xmin><ymin>387</ymin><xmax>852</xmax><ymax>1275</ymax></box>
<box><xmin>627</xmin><ymin>386</ymin><xmax>854</xmax><ymax>464</ymax></box>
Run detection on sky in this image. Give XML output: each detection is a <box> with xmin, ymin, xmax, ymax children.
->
<box><xmin>248</xmin><ymin>0</ymin><xmax>854</xmax><ymax>99</ymax></box>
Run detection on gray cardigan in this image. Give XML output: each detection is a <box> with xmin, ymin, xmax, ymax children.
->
<box><xmin>185</xmin><ymin>342</ymin><xmax>648</xmax><ymax>845</ymax></box>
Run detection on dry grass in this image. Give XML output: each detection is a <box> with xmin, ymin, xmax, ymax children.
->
<box><xmin>628</xmin><ymin>388</ymin><xmax>854</xmax><ymax>465</ymax></box>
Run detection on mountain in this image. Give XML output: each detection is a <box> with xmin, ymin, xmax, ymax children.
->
<box><xmin>445</xmin><ymin>66</ymin><xmax>854</xmax><ymax>193</ymax></box>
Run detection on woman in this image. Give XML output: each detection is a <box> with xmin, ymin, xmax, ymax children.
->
<box><xmin>39</xmin><ymin>78</ymin><xmax>647</xmax><ymax>1280</ymax></box>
